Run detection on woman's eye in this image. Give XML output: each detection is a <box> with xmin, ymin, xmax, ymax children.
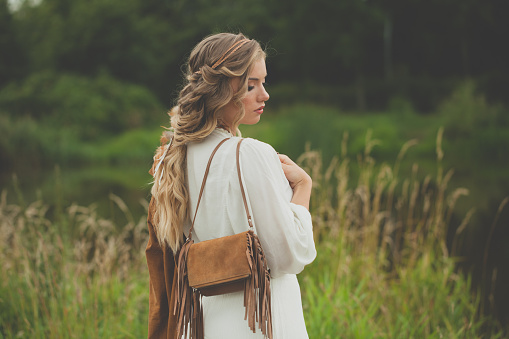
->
<box><xmin>247</xmin><ymin>86</ymin><xmax>254</xmax><ymax>91</ymax></box>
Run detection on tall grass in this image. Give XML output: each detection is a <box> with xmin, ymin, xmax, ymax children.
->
<box><xmin>0</xmin><ymin>193</ymin><xmax>150</xmax><ymax>338</ymax></box>
<box><xmin>0</xmin><ymin>131</ymin><xmax>505</xmax><ymax>338</ymax></box>
<box><xmin>298</xmin><ymin>129</ymin><xmax>503</xmax><ymax>338</ymax></box>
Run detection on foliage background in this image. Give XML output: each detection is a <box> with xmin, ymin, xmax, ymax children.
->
<box><xmin>0</xmin><ymin>0</ymin><xmax>508</xmax><ymax>336</ymax></box>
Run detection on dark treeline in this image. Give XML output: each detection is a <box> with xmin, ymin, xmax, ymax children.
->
<box><xmin>1</xmin><ymin>0</ymin><xmax>508</xmax><ymax>112</ymax></box>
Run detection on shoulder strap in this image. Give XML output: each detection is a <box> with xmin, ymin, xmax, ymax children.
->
<box><xmin>236</xmin><ymin>139</ymin><xmax>254</xmax><ymax>229</ymax></box>
<box><xmin>188</xmin><ymin>138</ymin><xmax>253</xmax><ymax>240</ymax></box>
<box><xmin>188</xmin><ymin>137</ymin><xmax>230</xmax><ymax>239</ymax></box>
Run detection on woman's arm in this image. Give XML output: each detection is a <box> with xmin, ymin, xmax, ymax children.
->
<box><xmin>236</xmin><ymin>139</ymin><xmax>317</xmax><ymax>278</ymax></box>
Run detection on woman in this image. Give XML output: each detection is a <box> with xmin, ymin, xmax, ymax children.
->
<box><xmin>146</xmin><ymin>33</ymin><xmax>316</xmax><ymax>339</ymax></box>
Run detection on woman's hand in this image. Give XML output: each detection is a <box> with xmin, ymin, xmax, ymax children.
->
<box><xmin>278</xmin><ymin>154</ymin><xmax>312</xmax><ymax>209</ymax></box>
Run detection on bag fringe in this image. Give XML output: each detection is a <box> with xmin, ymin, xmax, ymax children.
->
<box><xmin>244</xmin><ymin>231</ymin><xmax>273</xmax><ymax>339</ymax></box>
<box><xmin>175</xmin><ymin>239</ymin><xmax>205</xmax><ymax>339</ymax></box>
<box><xmin>191</xmin><ymin>291</ymin><xmax>204</xmax><ymax>339</ymax></box>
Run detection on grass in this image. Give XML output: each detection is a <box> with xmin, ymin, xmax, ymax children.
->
<box><xmin>296</xmin><ymin>130</ymin><xmax>500</xmax><ymax>338</ymax></box>
<box><xmin>1</xmin><ymin>130</ymin><xmax>506</xmax><ymax>338</ymax></box>
<box><xmin>0</xmin><ymin>193</ymin><xmax>150</xmax><ymax>338</ymax></box>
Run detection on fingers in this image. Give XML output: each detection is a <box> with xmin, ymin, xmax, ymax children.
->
<box><xmin>278</xmin><ymin>153</ymin><xmax>294</xmax><ymax>165</ymax></box>
<box><xmin>280</xmin><ymin>162</ymin><xmax>290</xmax><ymax>173</ymax></box>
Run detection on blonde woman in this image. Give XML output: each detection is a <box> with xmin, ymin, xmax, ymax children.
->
<box><xmin>146</xmin><ymin>33</ymin><xmax>316</xmax><ymax>339</ymax></box>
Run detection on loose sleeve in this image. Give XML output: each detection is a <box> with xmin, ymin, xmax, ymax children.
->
<box><xmin>237</xmin><ymin>139</ymin><xmax>317</xmax><ymax>278</ymax></box>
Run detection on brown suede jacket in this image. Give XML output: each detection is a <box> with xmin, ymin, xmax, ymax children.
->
<box><xmin>145</xmin><ymin>197</ymin><xmax>178</xmax><ymax>339</ymax></box>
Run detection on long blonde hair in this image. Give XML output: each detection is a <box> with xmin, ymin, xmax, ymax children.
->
<box><xmin>150</xmin><ymin>33</ymin><xmax>265</xmax><ymax>252</ymax></box>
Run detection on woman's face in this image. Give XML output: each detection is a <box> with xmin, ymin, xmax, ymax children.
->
<box><xmin>222</xmin><ymin>58</ymin><xmax>269</xmax><ymax>127</ymax></box>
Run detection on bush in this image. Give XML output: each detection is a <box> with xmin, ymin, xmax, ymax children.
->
<box><xmin>0</xmin><ymin>114</ymin><xmax>79</xmax><ymax>169</ymax></box>
<box><xmin>0</xmin><ymin>71</ymin><xmax>164</xmax><ymax>140</ymax></box>
<box><xmin>438</xmin><ymin>80</ymin><xmax>507</xmax><ymax>136</ymax></box>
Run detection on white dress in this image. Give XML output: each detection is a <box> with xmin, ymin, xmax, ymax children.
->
<box><xmin>184</xmin><ymin>128</ymin><xmax>317</xmax><ymax>339</ymax></box>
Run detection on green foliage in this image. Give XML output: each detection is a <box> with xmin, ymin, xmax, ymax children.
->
<box><xmin>0</xmin><ymin>119</ymin><xmax>162</xmax><ymax>172</ymax></box>
<box><xmin>80</xmin><ymin>128</ymin><xmax>161</xmax><ymax>164</ymax></box>
<box><xmin>239</xmin><ymin>100</ymin><xmax>508</xmax><ymax>216</ymax></box>
<box><xmin>0</xmin><ymin>70</ymin><xmax>163</xmax><ymax>139</ymax></box>
<box><xmin>0</xmin><ymin>70</ymin><xmax>165</xmax><ymax>169</ymax></box>
<box><xmin>12</xmin><ymin>0</ymin><xmax>177</xmax><ymax>95</ymax></box>
<box><xmin>0</xmin><ymin>113</ymin><xmax>79</xmax><ymax>168</ymax></box>
<box><xmin>439</xmin><ymin>80</ymin><xmax>507</xmax><ymax>136</ymax></box>
<box><xmin>0</xmin><ymin>0</ymin><xmax>26</xmax><ymax>88</ymax></box>
<box><xmin>435</xmin><ymin>81</ymin><xmax>509</xmax><ymax>205</ymax></box>
<box><xmin>4</xmin><ymin>0</ymin><xmax>508</xmax><ymax>109</ymax></box>
<box><xmin>387</xmin><ymin>96</ymin><xmax>416</xmax><ymax>117</ymax></box>
<box><xmin>242</xmin><ymin>104</ymin><xmax>436</xmax><ymax>165</ymax></box>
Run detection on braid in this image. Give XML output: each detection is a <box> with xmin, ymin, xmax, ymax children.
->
<box><xmin>150</xmin><ymin>33</ymin><xmax>265</xmax><ymax>252</ymax></box>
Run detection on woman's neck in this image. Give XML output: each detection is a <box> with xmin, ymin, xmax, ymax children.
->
<box><xmin>216</xmin><ymin>124</ymin><xmax>234</xmax><ymax>135</ymax></box>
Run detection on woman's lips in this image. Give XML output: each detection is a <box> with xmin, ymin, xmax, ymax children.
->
<box><xmin>255</xmin><ymin>105</ymin><xmax>265</xmax><ymax>114</ymax></box>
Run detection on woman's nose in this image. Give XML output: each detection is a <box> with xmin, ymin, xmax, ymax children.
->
<box><xmin>259</xmin><ymin>86</ymin><xmax>269</xmax><ymax>102</ymax></box>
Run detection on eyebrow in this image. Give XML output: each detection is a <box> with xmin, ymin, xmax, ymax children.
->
<box><xmin>248</xmin><ymin>77</ymin><xmax>266</xmax><ymax>81</ymax></box>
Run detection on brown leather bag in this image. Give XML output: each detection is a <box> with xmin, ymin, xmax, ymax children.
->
<box><xmin>175</xmin><ymin>138</ymin><xmax>273</xmax><ymax>339</ymax></box>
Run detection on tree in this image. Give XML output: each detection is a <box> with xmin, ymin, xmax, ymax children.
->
<box><xmin>0</xmin><ymin>0</ymin><xmax>26</xmax><ymax>88</ymax></box>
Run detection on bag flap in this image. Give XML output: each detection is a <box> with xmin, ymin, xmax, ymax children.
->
<box><xmin>187</xmin><ymin>231</ymin><xmax>251</xmax><ymax>287</ymax></box>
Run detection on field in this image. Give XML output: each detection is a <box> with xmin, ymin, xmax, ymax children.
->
<box><xmin>1</xmin><ymin>126</ymin><xmax>506</xmax><ymax>338</ymax></box>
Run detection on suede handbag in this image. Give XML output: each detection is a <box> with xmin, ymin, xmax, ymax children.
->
<box><xmin>175</xmin><ymin>138</ymin><xmax>273</xmax><ymax>339</ymax></box>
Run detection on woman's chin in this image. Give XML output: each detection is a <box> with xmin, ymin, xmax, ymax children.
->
<box><xmin>241</xmin><ymin>116</ymin><xmax>261</xmax><ymax>126</ymax></box>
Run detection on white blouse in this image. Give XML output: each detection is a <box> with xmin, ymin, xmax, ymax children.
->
<box><xmin>184</xmin><ymin>128</ymin><xmax>317</xmax><ymax>339</ymax></box>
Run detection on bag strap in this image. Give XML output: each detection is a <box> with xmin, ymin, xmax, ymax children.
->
<box><xmin>236</xmin><ymin>139</ymin><xmax>253</xmax><ymax>228</ymax></box>
<box><xmin>188</xmin><ymin>138</ymin><xmax>252</xmax><ymax>240</ymax></box>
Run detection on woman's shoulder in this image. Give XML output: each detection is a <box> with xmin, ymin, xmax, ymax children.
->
<box><xmin>238</xmin><ymin>137</ymin><xmax>277</xmax><ymax>158</ymax></box>
<box><xmin>236</xmin><ymin>137</ymin><xmax>282</xmax><ymax>175</ymax></box>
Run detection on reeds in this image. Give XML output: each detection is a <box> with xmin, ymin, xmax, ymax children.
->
<box><xmin>0</xmin><ymin>191</ymin><xmax>150</xmax><ymax>338</ymax></box>
<box><xmin>297</xmin><ymin>129</ymin><xmax>503</xmax><ymax>338</ymax></box>
<box><xmin>0</xmin><ymin>130</ymin><xmax>504</xmax><ymax>338</ymax></box>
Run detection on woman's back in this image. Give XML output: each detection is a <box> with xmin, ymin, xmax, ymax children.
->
<box><xmin>185</xmin><ymin>129</ymin><xmax>316</xmax><ymax>338</ymax></box>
